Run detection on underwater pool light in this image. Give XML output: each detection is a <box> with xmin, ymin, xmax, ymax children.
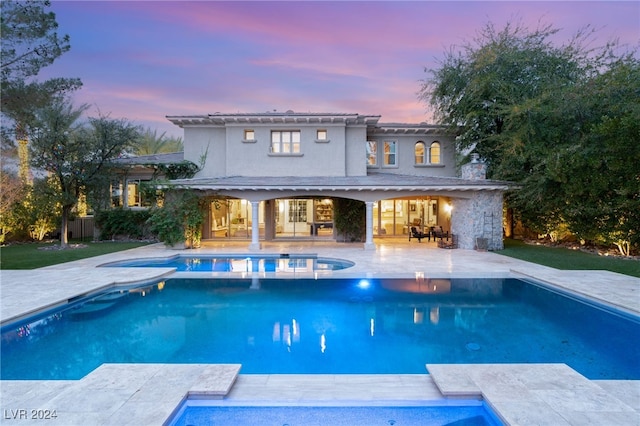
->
<box><xmin>357</xmin><ymin>279</ymin><xmax>371</xmax><ymax>289</ymax></box>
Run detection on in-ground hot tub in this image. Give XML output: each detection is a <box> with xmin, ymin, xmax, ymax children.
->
<box><xmin>166</xmin><ymin>400</ymin><xmax>504</xmax><ymax>426</ymax></box>
<box><xmin>101</xmin><ymin>253</ymin><xmax>355</xmax><ymax>272</ymax></box>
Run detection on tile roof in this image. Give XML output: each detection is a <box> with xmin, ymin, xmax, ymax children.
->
<box><xmin>170</xmin><ymin>173</ymin><xmax>511</xmax><ymax>192</ymax></box>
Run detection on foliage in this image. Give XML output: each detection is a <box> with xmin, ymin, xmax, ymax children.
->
<box><xmin>94</xmin><ymin>208</ymin><xmax>152</xmax><ymax>240</ymax></box>
<box><xmin>0</xmin><ymin>241</ymin><xmax>151</xmax><ymax>270</ymax></box>
<box><xmin>422</xmin><ymin>20</ymin><xmax>639</xmax><ymax>255</ymax></box>
<box><xmin>557</xmin><ymin>57</ymin><xmax>639</xmax><ymax>253</ymax></box>
<box><xmin>0</xmin><ymin>166</ymin><xmax>26</xmax><ymax>243</ymax></box>
<box><xmin>136</xmin><ymin>163</ymin><xmax>201</xmax><ymax>207</ymax></box>
<box><xmin>333</xmin><ymin>198</ymin><xmax>365</xmax><ymax>242</ymax></box>
<box><xmin>421</xmin><ymin>21</ymin><xmax>595</xmax><ymax>165</ymax></box>
<box><xmin>28</xmin><ymin>97</ymin><xmax>141</xmax><ymax>247</ymax></box>
<box><xmin>505</xmin><ymin>55</ymin><xmax>640</xmax><ymax>254</ymax></box>
<box><xmin>153</xmin><ymin>161</ymin><xmax>199</xmax><ymax>180</ymax></box>
<box><xmin>12</xmin><ymin>176</ymin><xmax>61</xmax><ymax>240</ymax></box>
<box><xmin>133</xmin><ymin>127</ymin><xmax>183</xmax><ymax>155</ymax></box>
<box><xmin>135</xmin><ymin>162</ymin><xmax>199</xmax><ymax>183</ymax></box>
<box><xmin>1</xmin><ymin>0</ymin><xmax>81</xmax><ymax>145</ymax></box>
<box><xmin>1</xmin><ymin>0</ymin><xmax>70</xmax><ymax>81</ymax></box>
<box><xmin>147</xmin><ymin>190</ymin><xmax>205</xmax><ymax>248</ymax></box>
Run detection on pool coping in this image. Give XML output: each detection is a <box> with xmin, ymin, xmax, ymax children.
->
<box><xmin>1</xmin><ymin>241</ymin><xmax>639</xmax><ymax>425</ymax></box>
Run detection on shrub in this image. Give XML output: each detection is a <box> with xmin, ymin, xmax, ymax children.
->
<box><xmin>333</xmin><ymin>198</ymin><xmax>365</xmax><ymax>242</ymax></box>
<box><xmin>147</xmin><ymin>191</ymin><xmax>204</xmax><ymax>248</ymax></box>
<box><xmin>95</xmin><ymin>208</ymin><xmax>152</xmax><ymax>240</ymax></box>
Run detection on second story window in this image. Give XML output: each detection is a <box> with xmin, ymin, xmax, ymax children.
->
<box><xmin>430</xmin><ymin>142</ymin><xmax>441</xmax><ymax>164</ymax></box>
<box><xmin>415</xmin><ymin>142</ymin><xmax>425</xmax><ymax>164</ymax></box>
<box><xmin>244</xmin><ymin>129</ymin><xmax>255</xmax><ymax>141</ymax></box>
<box><xmin>316</xmin><ymin>129</ymin><xmax>327</xmax><ymax>141</ymax></box>
<box><xmin>384</xmin><ymin>141</ymin><xmax>397</xmax><ymax>166</ymax></box>
<box><xmin>271</xmin><ymin>130</ymin><xmax>300</xmax><ymax>153</ymax></box>
<box><xmin>366</xmin><ymin>141</ymin><xmax>377</xmax><ymax>166</ymax></box>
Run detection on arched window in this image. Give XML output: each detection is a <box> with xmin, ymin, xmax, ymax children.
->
<box><xmin>430</xmin><ymin>142</ymin><xmax>441</xmax><ymax>164</ymax></box>
<box><xmin>414</xmin><ymin>142</ymin><xmax>425</xmax><ymax>164</ymax></box>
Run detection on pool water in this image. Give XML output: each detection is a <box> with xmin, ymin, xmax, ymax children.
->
<box><xmin>2</xmin><ymin>278</ymin><xmax>638</xmax><ymax>380</ymax></box>
<box><xmin>102</xmin><ymin>255</ymin><xmax>355</xmax><ymax>272</ymax></box>
<box><xmin>169</xmin><ymin>401</ymin><xmax>504</xmax><ymax>426</ymax></box>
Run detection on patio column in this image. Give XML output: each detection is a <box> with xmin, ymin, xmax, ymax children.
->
<box><xmin>249</xmin><ymin>201</ymin><xmax>261</xmax><ymax>250</ymax></box>
<box><xmin>364</xmin><ymin>201</ymin><xmax>376</xmax><ymax>250</ymax></box>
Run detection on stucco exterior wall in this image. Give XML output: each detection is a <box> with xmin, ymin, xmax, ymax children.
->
<box><xmin>185</xmin><ymin>122</ymin><xmax>369</xmax><ymax>178</ymax></box>
<box><xmin>180</xmin><ymin>118</ymin><xmax>456</xmax><ymax>179</ymax></box>
<box><xmin>345</xmin><ymin>125</ymin><xmax>368</xmax><ymax>176</ymax></box>
<box><xmin>366</xmin><ymin>133</ymin><xmax>457</xmax><ymax>178</ymax></box>
<box><xmin>224</xmin><ymin>123</ymin><xmax>348</xmax><ymax>177</ymax></box>
<box><xmin>185</xmin><ymin>127</ymin><xmax>227</xmax><ymax>177</ymax></box>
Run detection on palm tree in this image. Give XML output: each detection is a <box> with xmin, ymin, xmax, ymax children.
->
<box><xmin>134</xmin><ymin>128</ymin><xmax>183</xmax><ymax>155</ymax></box>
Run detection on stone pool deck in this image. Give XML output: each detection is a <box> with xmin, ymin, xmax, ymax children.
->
<box><xmin>1</xmin><ymin>239</ymin><xmax>638</xmax><ymax>425</ymax></box>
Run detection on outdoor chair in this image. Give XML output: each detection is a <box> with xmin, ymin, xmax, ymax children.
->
<box><xmin>431</xmin><ymin>226</ymin><xmax>449</xmax><ymax>241</ymax></box>
<box><xmin>409</xmin><ymin>226</ymin><xmax>428</xmax><ymax>243</ymax></box>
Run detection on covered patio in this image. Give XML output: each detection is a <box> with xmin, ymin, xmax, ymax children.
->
<box><xmin>170</xmin><ymin>173</ymin><xmax>510</xmax><ymax>251</ymax></box>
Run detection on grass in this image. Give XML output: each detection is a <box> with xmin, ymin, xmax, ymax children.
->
<box><xmin>1</xmin><ymin>238</ymin><xmax>638</xmax><ymax>278</ymax></box>
<box><xmin>497</xmin><ymin>239</ymin><xmax>640</xmax><ymax>278</ymax></box>
<box><xmin>0</xmin><ymin>241</ymin><xmax>152</xmax><ymax>270</ymax></box>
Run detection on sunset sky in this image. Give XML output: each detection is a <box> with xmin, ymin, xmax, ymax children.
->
<box><xmin>40</xmin><ymin>1</ymin><xmax>640</xmax><ymax>139</ymax></box>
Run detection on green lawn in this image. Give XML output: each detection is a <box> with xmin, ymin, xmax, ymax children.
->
<box><xmin>1</xmin><ymin>239</ymin><xmax>638</xmax><ymax>278</ymax></box>
<box><xmin>0</xmin><ymin>241</ymin><xmax>152</xmax><ymax>270</ymax></box>
<box><xmin>497</xmin><ymin>239</ymin><xmax>640</xmax><ymax>278</ymax></box>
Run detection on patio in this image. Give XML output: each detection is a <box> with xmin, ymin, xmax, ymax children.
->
<box><xmin>1</xmin><ymin>239</ymin><xmax>638</xmax><ymax>425</ymax></box>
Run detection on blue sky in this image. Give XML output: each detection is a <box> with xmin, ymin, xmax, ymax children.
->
<box><xmin>40</xmin><ymin>1</ymin><xmax>640</xmax><ymax>138</ymax></box>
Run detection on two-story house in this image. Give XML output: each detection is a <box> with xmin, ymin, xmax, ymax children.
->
<box><xmin>166</xmin><ymin>111</ymin><xmax>509</xmax><ymax>250</ymax></box>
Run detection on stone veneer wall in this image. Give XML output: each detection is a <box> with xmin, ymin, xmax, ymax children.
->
<box><xmin>451</xmin><ymin>192</ymin><xmax>504</xmax><ymax>250</ymax></box>
<box><xmin>461</xmin><ymin>162</ymin><xmax>487</xmax><ymax>180</ymax></box>
<box><xmin>453</xmin><ymin>158</ymin><xmax>503</xmax><ymax>250</ymax></box>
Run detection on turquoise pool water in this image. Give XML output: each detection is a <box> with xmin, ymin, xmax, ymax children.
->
<box><xmin>2</xmin><ymin>278</ymin><xmax>638</xmax><ymax>380</ymax></box>
<box><xmin>168</xmin><ymin>401</ymin><xmax>504</xmax><ymax>426</ymax></box>
<box><xmin>102</xmin><ymin>254</ymin><xmax>355</xmax><ymax>272</ymax></box>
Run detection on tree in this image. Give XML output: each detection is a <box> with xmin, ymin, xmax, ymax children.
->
<box><xmin>1</xmin><ymin>0</ymin><xmax>70</xmax><ymax>81</ymax></box>
<box><xmin>421</xmin><ymin>21</ymin><xmax>593</xmax><ymax>169</ymax></box>
<box><xmin>134</xmin><ymin>128</ymin><xmax>183</xmax><ymax>155</ymax></box>
<box><xmin>541</xmin><ymin>55</ymin><xmax>640</xmax><ymax>253</ymax></box>
<box><xmin>28</xmin><ymin>97</ymin><xmax>141</xmax><ymax>247</ymax></box>
<box><xmin>421</xmin><ymin>20</ymin><xmax>638</xmax><ymax>254</ymax></box>
<box><xmin>0</xmin><ymin>166</ymin><xmax>26</xmax><ymax>243</ymax></box>
<box><xmin>1</xmin><ymin>0</ymin><xmax>81</xmax><ymax>163</ymax></box>
<box><xmin>12</xmin><ymin>176</ymin><xmax>61</xmax><ymax>241</ymax></box>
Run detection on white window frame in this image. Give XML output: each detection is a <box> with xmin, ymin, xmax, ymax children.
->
<box><xmin>415</xmin><ymin>141</ymin><xmax>426</xmax><ymax>164</ymax></box>
<box><xmin>383</xmin><ymin>140</ymin><xmax>397</xmax><ymax>167</ymax></box>
<box><xmin>366</xmin><ymin>140</ymin><xmax>378</xmax><ymax>166</ymax></box>
<box><xmin>271</xmin><ymin>130</ymin><xmax>301</xmax><ymax>154</ymax></box>
<box><xmin>243</xmin><ymin>129</ymin><xmax>256</xmax><ymax>142</ymax></box>
<box><xmin>429</xmin><ymin>142</ymin><xmax>441</xmax><ymax>164</ymax></box>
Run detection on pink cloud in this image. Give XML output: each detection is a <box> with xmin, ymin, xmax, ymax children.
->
<box><xmin>39</xmin><ymin>0</ymin><xmax>638</xmax><ymax>140</ymax></box>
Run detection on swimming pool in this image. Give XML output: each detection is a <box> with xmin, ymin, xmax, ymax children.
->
<box><xmin>102</xmin><ymin>254</ymin><xmax>355</xmax><ymax>272</ymax></box>
<box><xmin>2</xmin><ymin>277</ymin><xmax>638</xmax><ymax>380</ymax></box>
<box><xmin>168</xmin><ymin>400</ymin><xmax>504</xmax><ymax>426</ymax></box>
